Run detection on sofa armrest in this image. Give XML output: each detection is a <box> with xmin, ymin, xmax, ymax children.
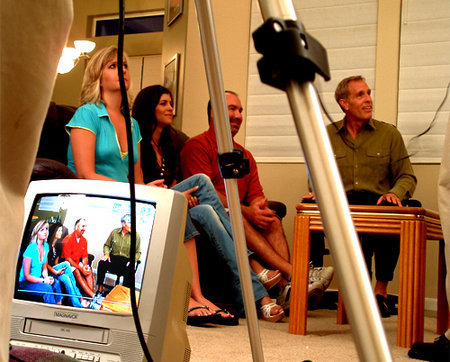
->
<box><xmin>31</xmin><ymin>158</ymin><xmax>76</xmax><ymax>181</ymax></box>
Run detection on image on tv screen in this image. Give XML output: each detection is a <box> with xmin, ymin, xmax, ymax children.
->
<box><xmin>14</xmin><ymin>193</ymin><xmax>156</xmax><ymax>314</ymax></box>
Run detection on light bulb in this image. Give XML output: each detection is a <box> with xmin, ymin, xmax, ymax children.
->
<box><xmin>57</xmin><ymin>48</ymin><xmax>81</xmax><ymax>74</ymax></box>
<box><xmin>74</xmin><ymin>40</ymin><xmax>96</xmax><ymax>54</ymax></box>
<box><xmin>57</xmin><ymin>56</ymin><xmax>75</xmax><ymax>74</ymax></box>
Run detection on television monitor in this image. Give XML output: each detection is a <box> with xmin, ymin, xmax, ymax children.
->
<box><xmin>10</xmin><ymin>179</ymin><xmax>192</xmax><ymax>361</ymax></box>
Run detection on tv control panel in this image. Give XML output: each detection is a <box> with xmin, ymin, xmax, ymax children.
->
<box><xmin>10</xmin><ymin>340</ymin><xmax>121</xmax><ymax>362</ymax></box>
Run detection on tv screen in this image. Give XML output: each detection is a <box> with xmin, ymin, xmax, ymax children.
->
<box><xmin>14</xmin><ymin>192</ymin><xmax>156</xmax><ymax>313</ymax></box>
<box><xmin>10</xmin><ymin>179</ymin><xmax>192</xmax><ymax>361</ymax></box>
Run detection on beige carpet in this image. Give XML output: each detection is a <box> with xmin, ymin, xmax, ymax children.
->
<box><xmin>187</xmin><ymin>309</ymin><xmax>439</xmax><ymax>361</ymax></box>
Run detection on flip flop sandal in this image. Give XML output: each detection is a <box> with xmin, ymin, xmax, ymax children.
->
<box><xmin>187</xmin><ymin>306</ymin><xmax>217</xmax><ymax>326</ymax></box>
<box><xmin>212</xmin><ymin>309</ymin><xmax>239</xmax><ymax>326</ymax></box>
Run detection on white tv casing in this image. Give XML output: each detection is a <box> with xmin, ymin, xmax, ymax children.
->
<box><xmin>10</xmin><ymin>179</ymin><xmax>192</xmax><ymax>361</ymax></box>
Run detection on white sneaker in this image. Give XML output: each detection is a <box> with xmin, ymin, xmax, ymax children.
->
<box><xmin>308</xmin><ymin>281</ymin><xmax>323</xmax><ymax>308</ymax></box>
<box><xmin>309</xmin><ymin>264</ymin><xmax>334</xmax><ymax>290</ymax></box>
<box><xmin>276</xmin><ymin>282</ymin><xmax>291</xmax><ymax>311</ymax></box>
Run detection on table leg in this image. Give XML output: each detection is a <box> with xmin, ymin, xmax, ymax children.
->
<box><xmin>398</xmin><ymin>220</ymin><xmax>426</xmax><ymax>348</ymax></box>
<box><xmin>437</xmin><ymin>239</ymin><xmax>449</xmax><ymax>335</ymax></box>
<box><xmin>337</xmin><ymin>290</ymin><xmax>348</xmax><ymax>324</ymax></box>
<box><xmin>289</xmin><ymin>215</ymin><xmax>311</xmax><ymax>335</ymax></box>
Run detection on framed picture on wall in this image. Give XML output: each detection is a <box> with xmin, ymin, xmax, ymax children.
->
<box><xmin>167</xmin><ymin>0</ymin><xmax>183</xmax><ymax>26</ymax></box>
<box><xmin>164</xmin><ymin>53</ymin><xmax>180</xmax><ymax>116</ymax></box>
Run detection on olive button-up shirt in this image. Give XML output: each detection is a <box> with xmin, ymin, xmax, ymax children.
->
<box><xmin>103</xmin><ymin>227</ymin><xmax>141</xmax><ymax>261</ymax></box>
<box><xmin>326</xmin><ymin>118</ymin><xmax>417</xmax><ymax>201</ymax></box>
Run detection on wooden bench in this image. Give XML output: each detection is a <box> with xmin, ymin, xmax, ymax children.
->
<box><xmin>289</xmin><ymin>203</ymin><xmax>447</xmax><ymax>348</ymax></box>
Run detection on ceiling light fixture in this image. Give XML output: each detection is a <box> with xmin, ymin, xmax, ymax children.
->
<box><xmin>57</xmin><ymin>40</ymin><xmax>96</xmax><ymax>74</ymax></box>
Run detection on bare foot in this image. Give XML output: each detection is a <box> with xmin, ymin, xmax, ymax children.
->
<box><xmin>193</xmin><ymin>295</ymin><xmax>234</xmax><ymax>318</ymax></box>
<box><xmin>188</xmin><ymin>298</ymin><xmax>213</xmax><ymax>317</ymax></box>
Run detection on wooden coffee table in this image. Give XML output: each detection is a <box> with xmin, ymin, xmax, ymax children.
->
<box><xmin>289</xmin><ymin>203</ymin><xmax>446</xmax><ymax>348</ymax></box>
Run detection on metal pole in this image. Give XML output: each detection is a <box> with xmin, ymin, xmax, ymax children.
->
<box><xmin>256</xmin><ymin>1</ymin><xmax>393</xmax><ymax>361</ymax></box>
<box><xmin>193</xmin><ymin>1</ymin><xmax>265</xmax><ymax>361</ymax></box>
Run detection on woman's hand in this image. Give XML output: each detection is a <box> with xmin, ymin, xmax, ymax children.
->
<box><xmin>43</xmin><ymin>276</ymin><xmax>54</xmax><ymax>285</ymax></box>
<box><xmin>54</xmin><ymin>268</ymin><xmax>65</xmax><ymax>276</ymax></box>
<box><xmin>182</xmin><ymin>186</ymin><xmax>199</xmax><ymax>208</ymax></box>
<box><xmin>147</xmin><ymin>179</ymin><xmax>167</xmax><ymax>188</ymax></box>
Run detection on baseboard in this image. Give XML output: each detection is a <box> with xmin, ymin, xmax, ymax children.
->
<box><xmin>425</xmin><ymin>298</ymin><xmax>438</xmax><ymax>312</ymax></box>
<box><xmin>324</xmin><ymin>289</ymin><xmax>438</xmax><ymax>313</ymax></box>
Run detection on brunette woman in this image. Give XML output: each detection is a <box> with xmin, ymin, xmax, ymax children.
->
<box><xmin>132</xmin><ymin>85</ymin><xmax>285</xmax><ymax>323</ymax></box>
<box><xmin>47</xmin><ymin>223</ymin><xmax>88</xmax><ymax>308</ymax></box>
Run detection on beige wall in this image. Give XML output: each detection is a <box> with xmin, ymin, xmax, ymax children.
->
<box><xmin>178</xmin><ymin>0</ymin><xmax>251</xmax><ymax>143</ymax></box>
<box><xmin>172</xmin><ymin>0</ymin><xmax>441</xmax><ymax>301</ymax></box>
<box><xmin>52</xmin><ymin>0</ymin><xmax>442</xmax><ymax>302</ymax></box>
<box><xmin>52</xmin><ymin>0</ymin><xmax>165</xmax><ymax>106</ymax></box>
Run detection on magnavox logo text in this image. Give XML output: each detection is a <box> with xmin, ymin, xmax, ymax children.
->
<box><xmin>54</xmin><ymin>311</ymin><xmax>79</xmax><ymax>320</ymax></box>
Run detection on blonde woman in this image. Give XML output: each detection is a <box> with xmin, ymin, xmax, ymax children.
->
<box><xmin>66</xmin><ymin>47</ymin><xmax>237</xmax><ymax>325</ymax></box>
<box><xmin>18</xmin><ymin>220</ymin><xmax>63</xmax><ymax>304</ymax></box>
<box><xmin>66</xmin><ymin>46</ymin><xmax>163</xmax><ymax>187</ymax></box>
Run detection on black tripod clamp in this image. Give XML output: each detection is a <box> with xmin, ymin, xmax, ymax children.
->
<box><xmin>252</xmin><ymin>17</ymin><xmax>330</xmax><ymax>91</ymax></box>
<box><xmin>218</xmin><ymin>148</ymin><xmax>250</xmax><ymax>179</ymax></box>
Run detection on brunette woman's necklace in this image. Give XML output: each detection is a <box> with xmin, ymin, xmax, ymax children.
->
<box><xmin>151</xmin><ymin>138</ymin><xmax>162</xmax><ymax>154</ymax></box>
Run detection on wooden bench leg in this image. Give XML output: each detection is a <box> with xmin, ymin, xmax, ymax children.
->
<box><xmin>437</xmin><ymin>239</ymin><xmax>449</xmax><ymax>335</ymax></box>
<box><xmin>398</xmin><ymin>220</ymin><xmax>426</xmax><ymax>348</ymax></box>
<box><xmin>337</xmin><ymin>290</ymin><xmax>348</xmax><ymax>324</ymax></box>
<box><xmin>289</xmin><ymin>215</ymin><xmax>311</xmax><ymax>335</ymax></box>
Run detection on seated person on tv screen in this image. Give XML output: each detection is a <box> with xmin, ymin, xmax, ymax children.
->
<box><xmin>47</xmin><ymin>222</ymin><xmax>88</xmax><ymax>308</ymax></box>
<box><xmin>18</xmin><ymin>220</ymin><xmax>63</xmax><ymax>305</ymax></box>
<box><xmin>48</xmin><ymin>222</ymin><xmax>68</xmax><ymax>263</ymax></box>
<box><xmin>96</xmin><ymin>214</ymin><xmax>141</xmax><ymax>295</ymax></box>
<box><xmin>61</xmin><ymin>218</ymin><xmax>95</xmax><ymax>299</ymax></box>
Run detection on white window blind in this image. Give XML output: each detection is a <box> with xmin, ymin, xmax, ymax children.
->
<box><xmin>246</xmin><ymin>0</ymin><xmax>450</xmax><ymax>164</ymax></box>
<box><xmin>246</xmin><ymin>0</ymin><xmax>378</xmax><ymax>163</ymax></box>
<box><xmin>397</xmin><ymin>0</ymin><xmax>450</xmax><ymax>163</ymax></box>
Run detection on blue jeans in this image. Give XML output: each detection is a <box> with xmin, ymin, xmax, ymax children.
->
<box><xmin>52</xmin><ymin>261</ymin><xmax>83</xmax><ymax>308</ymax></box>
<box><xmin>172</xmin><ymin>174</ymin><xmax>268</xmax><ymax>307</ymax></box>
<box><xmin>19</xmin><ymin>277</ymin><xmax>63</xmax><ymax>304</ymax></box>
<box><xmin>172</xmin><ymin>177</ymin><xmax>200</xmax><ymax>241</ymax></box>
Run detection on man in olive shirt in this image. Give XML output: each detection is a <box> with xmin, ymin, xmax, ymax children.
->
<box><xmin>303</xmin><ymin>75</ymin><xmax>416</xmax><ymax>317</ymax></box>
<box><xmin>96</xmin><ymin>214</ymin><xmax>141</xmax><ymax>294</ymax></box>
